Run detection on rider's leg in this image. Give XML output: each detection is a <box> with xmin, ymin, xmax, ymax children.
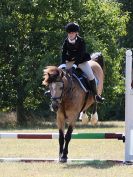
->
<box><xmin>78</xmin><ymin>61</ymin><xmax>104</xmax><ymax>103</ymax></box>
<box><xmin>89</xmin><ymin>79</ymin><xmax>104</xmax><ymax>103</ymax></box>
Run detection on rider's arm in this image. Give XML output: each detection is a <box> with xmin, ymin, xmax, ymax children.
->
<box><xmin>74</xmin><ymin>38</ymin><xmax>86</xmax><ymax>66</ymax></box>
<box><xmin>61</xmin><ymin>40</ymin><xmax>68</xmax><ymax>64</ymax></box>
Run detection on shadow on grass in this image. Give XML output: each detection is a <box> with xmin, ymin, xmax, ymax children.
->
<box><xmin>63</xmin><ymin>160</ymin><xmax>123</xmax><ymax>169</ymax></box>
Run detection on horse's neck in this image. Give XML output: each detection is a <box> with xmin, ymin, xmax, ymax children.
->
<box><xmin>63</xmin><ymin>74</ymin><xmax>73</xmax><ymax>93</ymax></box>
<box><xmin>63</xmin><ymin>73</ymin><xmax>80</xmax><ymax>99</ymax></box>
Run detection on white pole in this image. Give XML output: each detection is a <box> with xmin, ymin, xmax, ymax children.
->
<box><xmin>125</xmin><ymin>49</ymin><xmax>133</xmax><ymax>163</ymax></box>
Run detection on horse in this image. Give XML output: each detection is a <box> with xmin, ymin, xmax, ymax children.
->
<box><xmin>42</xmin><ymin>52</ymin><xmax>104</xmax><ymax>162</ymax></box>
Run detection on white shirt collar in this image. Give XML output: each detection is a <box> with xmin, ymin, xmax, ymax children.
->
<box><xmin>68</xmin><ymin>37</ymin><xmax>77</xmax><ymax>44</ymax></box>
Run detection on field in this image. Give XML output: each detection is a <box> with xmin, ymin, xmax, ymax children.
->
<box><xmin>0</xmin><ymin>121</ymin><xmax>132</xmax><ymax>177</ymax></box>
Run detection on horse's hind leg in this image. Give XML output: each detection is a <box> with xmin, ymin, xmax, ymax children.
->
<box><xmin>60</xmin><ymin>125</ymin><xmax>73</xmax><ymax>162</ymax></box>
<box><xmin>90</xmin><ymin>102</ymin><xmax>98</xmax><ymax>125</ymax></box>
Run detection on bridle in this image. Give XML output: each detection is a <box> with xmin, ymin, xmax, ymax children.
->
<box><xmin>48</xmin><ymin>69</ymin><xmax>72</xmax><ymax>113</ymax></box>
<box><xmin>50</xmin><ymin>80</ymin><xmax>64</xmax><ymax>104</ymax></box>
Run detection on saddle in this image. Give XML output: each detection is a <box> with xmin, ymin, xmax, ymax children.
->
<box><xmin>72</xmin><ymin>68</ymin><xmax>92</xmax><ymax>93</ymax></box>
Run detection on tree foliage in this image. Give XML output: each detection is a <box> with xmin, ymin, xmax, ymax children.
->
<box><xmin>118</xmin><ymin>0</ymin><xmax>133</xmax><ymax>48</ymax></box>
<box><xmin>0</xmin><ymin>0</ymin><xmax>129</xmax><ymax>124</ymax></box>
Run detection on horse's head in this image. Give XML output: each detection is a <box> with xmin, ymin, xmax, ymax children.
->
<box><xmin>42</xmin><ymin>66</ymin><xmax>64</xmax><ymax>112</ymax></box>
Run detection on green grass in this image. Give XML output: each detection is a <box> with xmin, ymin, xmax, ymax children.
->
<box><xmin>0</xmin><ymin>121</ymin><xmax>132</xmax><ymax>177</ymax></box>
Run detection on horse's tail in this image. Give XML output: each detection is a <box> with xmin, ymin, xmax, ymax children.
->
<box><xmin>91</xmin><ymin>52</ymin><xmax>105</xmax><ymax>72</ymax></box>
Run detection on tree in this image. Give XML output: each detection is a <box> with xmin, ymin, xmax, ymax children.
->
<box><xmin>0</xmin><ymin>0</ymin><xmax>51</xmax><ymax>125</ymax></box>
<box><xmin>118</xmin><ymin>0</ymin><xmax>133</xmax><ymax>48</ymax></box>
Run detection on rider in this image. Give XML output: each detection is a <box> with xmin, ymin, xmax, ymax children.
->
<box><xmin>60</xmin><ymin>22</ymin><xmax>104</xmax><ymax>103</ymax></box>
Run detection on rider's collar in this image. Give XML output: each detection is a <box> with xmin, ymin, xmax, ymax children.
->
<box><xmin>68</xmin><ymin>36</ymin><xmax>77</xmax><ymax>44</ymax></box>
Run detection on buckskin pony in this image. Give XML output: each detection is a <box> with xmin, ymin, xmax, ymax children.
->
<box><xmin>42</xmin><ymin>52</ymin><xmax>104</xmax><ymax>162</ymax></box>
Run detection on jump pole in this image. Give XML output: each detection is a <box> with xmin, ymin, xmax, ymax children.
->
<box><xmin>125</xmin><ymin>49</ymin><xmax>133</xmax><ymax>163</ymax></box>
<box><xmin>0</xmin><ymin>132</ymin><xmax>124</xmax><ymax>140</ymax></box>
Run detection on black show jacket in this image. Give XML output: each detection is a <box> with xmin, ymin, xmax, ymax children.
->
<box><xmin>61</xmin><ymin>35</ymin><xmax>90</xmax><ymax>65</ymax></box>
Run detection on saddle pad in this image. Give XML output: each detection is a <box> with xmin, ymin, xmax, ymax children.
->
<box><xmin>73</xmin><ymin>73</ymin><xmax>99</xmax><ymax>93</ymax></box>
<box><xmin>73</xmin><ymin>74</ymin><xmax>89</xmax><ymax>92</ymax></box>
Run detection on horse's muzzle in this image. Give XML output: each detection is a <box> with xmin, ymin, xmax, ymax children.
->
<box><xmin>50</xmin><ymin>100</ymin><xmax>59</xmax><ymax>112</ymax></box>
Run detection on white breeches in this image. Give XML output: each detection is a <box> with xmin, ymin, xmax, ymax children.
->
<box><xmin>78</xmin><ymin>61</ymin><xmax>94</xmax><ymax>80</ymax></box>
<box><xmin>59</xmin><ymin>61</ymin><xmax>94</xmax><ymax>81</ymax></box>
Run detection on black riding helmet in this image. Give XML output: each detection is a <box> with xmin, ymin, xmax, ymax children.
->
<box><xmin>65</xmin><ymin>22</ymin><xmax>80</xmax><ymax>33</ymax></box>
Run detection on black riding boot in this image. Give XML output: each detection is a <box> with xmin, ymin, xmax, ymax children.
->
<box><xmin>89</xmin><ymin>79</ymin><xmax>104</xmax><ymax>103</ymax></box>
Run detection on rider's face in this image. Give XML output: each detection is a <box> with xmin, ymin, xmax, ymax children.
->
<box><xmin>68</xmin><ymin>32</ymin><xmax>77</xmax><ymax>40</ymax></box>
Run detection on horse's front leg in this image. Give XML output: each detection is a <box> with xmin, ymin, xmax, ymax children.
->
<box><xmin>57</xmin><ymin>111</ymin><xmax>65</xmax><ymax>162</ymax></box>
<box><xmin>59</xmin><ymin>129</ymin><xmax>64</xmax><ymax>161</ymax></box>
<box><xmin>60</xmin><ymin>125</ymin><xmax>73</xmax><ymax>162</ymax></box>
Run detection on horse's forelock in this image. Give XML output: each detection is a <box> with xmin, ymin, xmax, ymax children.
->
<box><xmin>43</xmin><ymin>66</ymin><xmax>61</xmax><ymax>85</ymax></box>
<box><xmin>45</xmin><ymin>66</ymin><xmax>60</xmax><ymax>75</ymax></box>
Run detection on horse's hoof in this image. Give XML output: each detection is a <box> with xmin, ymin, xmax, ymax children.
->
<box><xmin>59</xmin><ymin>156</ymin><xmax>67</xmax><ymax>163</ymax></box>
<box><xmin>59</xmin><ymin>158</ymin><xmax>67</xmax><ymax>163</ymax></box>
